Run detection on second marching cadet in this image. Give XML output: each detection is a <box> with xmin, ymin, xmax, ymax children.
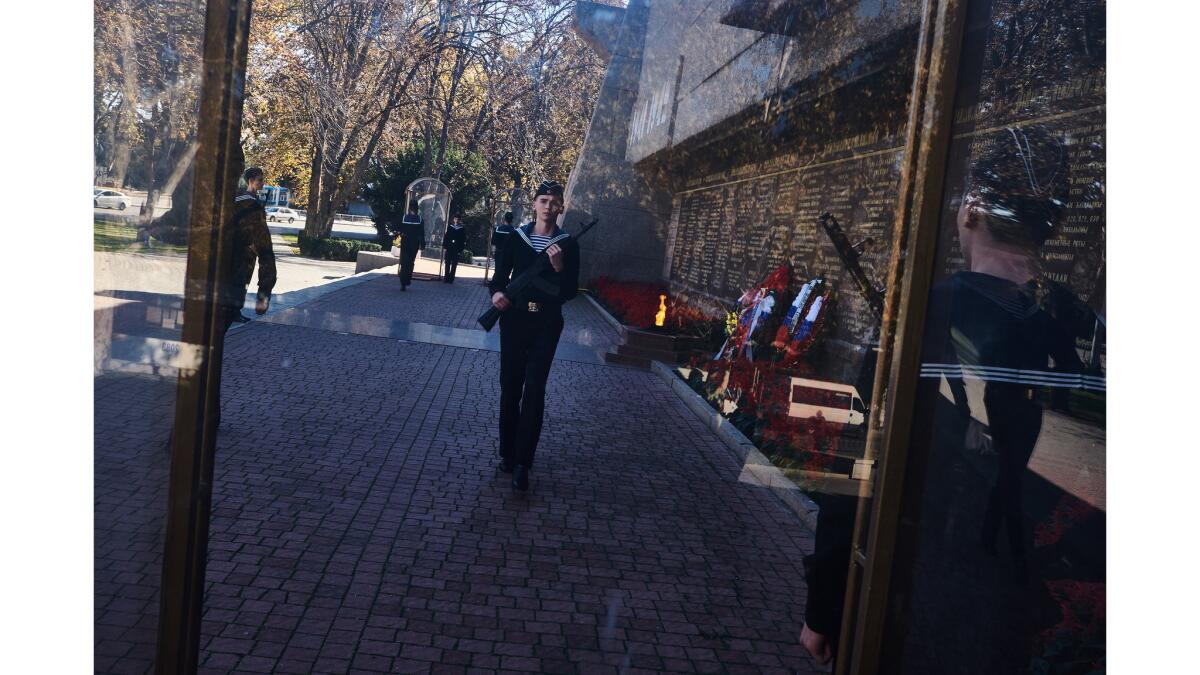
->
<box><xmin>397</xmin><ymin>201</ymin><xmax>424</xmax><ymax>291</ymax></box>
<box><xmin>492</xmin><ymin>210</ymin><xmax>516</xmax><ymax>253</ymax></box>
<box><xmin>488</xmin><ymin>181</ymin><xmax>580</xmax><ymax>491</ymax></box>
<box><xmin>441</xmin><ymin>214</ymin><xmax>467</xmax><ymax>283</ymax></box>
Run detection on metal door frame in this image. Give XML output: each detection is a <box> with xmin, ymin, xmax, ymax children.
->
<box><xmin>834</xmin><ymin>0</ymin><xmax>970</xmax><ymax>671</ymax></box>
<box><xmin>155</xmin><ymin>1</ymin><xmax>254</xmax><ymax>672</ymax></box>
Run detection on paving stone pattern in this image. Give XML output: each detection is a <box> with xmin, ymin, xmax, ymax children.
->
<box><xmin>95</xmin><ymin>277</ymin><xmax>823</xmax><ymax>674</ymax></box>
<box><xmin>94</xmin><ymin>373</ymin><xmax>174</xmax><ymax>674</ymax></box>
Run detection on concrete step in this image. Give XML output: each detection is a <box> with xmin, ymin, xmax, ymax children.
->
<box><xmin>620</xmin><ymin>327</ymin><xmax>699</xmax><ymax>352</ymax></box>
<box><xmin>613</xmin><ymin>344</ymin><xmax>683</xmax><ymax>363</ymax></box>
<box><xmin>604</xmin><ymin>350</ymin><xmax>651</xmax><ymax>369</ymax></box>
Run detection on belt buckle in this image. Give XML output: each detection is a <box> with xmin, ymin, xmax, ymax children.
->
<box><xmin>527</xmin><ymin>301</ymin><xmax>540</xmax><ymax>313</ymax></box>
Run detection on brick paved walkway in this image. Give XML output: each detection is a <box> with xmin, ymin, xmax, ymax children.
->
<box><xmin>95</xmin><ymin>277</ymin><xmax>823</xmax><ymax>674</ymax></box>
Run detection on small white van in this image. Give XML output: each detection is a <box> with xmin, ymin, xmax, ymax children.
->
<box><xmin>787</xmin><ymin>377</ymin><xmax>866</xmax><ymax>427</ymax></box>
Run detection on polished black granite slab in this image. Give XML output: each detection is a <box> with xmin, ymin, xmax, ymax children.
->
<box><xmin>260</xmin><ymin>306</ymin><xmax>610</xmax><ymax>365</ymax></box>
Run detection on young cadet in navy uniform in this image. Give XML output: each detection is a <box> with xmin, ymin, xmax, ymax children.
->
<box><xmin>397</xmin><ymin>201</ymin><xmax>424</xmax><ymax>291</ymax></box>
<box><xmin>488</xmin><ymin>181</ymin><xmax>580</xmax><ymax>491</ymax></box>
<box><xmin>441</xmin><ymin>214</ymin><xmax>467</xmax><ymax>283</ymax></box>
<box><xmin>220</xmin><ymin>166</ymin><xmax>276</xmax><ymax>330</ymax></box>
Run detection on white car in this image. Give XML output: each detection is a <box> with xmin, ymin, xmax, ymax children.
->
<box><xmin>266</xmin><ymin>207</ymin><xmax>299</xmax><ymax>223</ymax></box>
<box><xmin>94</xmin><ymin>189</ymin><xmax>131</xmax><ymax>210</ymax></box>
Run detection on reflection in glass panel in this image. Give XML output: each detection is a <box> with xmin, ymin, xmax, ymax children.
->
<box><xmin>94</xmin><ymin>0</ymin><xmax>207</xmax><ymax>671</ymax></box>
<box><xmin>89</xmin><ymin>0</ymin><xmax>1111</xmax><ymax>670</ymax></box>
<box><xmin>570</xmin><ymin>0</ymin><xmax>922</xmax><ymax>666</ymax></box>
<box><xmin>882</xmin><ymin>0</ymin><xmax>1106</xmax><ymax>671</ymax></box>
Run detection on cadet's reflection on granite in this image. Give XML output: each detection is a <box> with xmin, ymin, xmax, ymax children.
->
<box><xmin>895</xmin><ymin>126</ymin><xmax>1105</xmax><ymax>672</ymax></box>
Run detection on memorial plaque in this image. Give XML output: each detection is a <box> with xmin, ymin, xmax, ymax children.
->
<box><xmin>669</xmin><ymin>144</ymin><xmax>905</xmax><ymax>357</ymax></box>
<box><xmin>661</xmin><ymin>20</ymin><xmax>917</xmax><ymax>377</ymax></box>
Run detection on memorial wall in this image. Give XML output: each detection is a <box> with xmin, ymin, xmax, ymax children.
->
<box><xmin>573</xmin><ymin>0</ymin><xmax>1106</xmax><ymax>669</ymax></box>
<box><xmin>669</xmin><ymin>141</ymin><xmax>906</xmax><ymax>353</ymax></box>
<box><xmin>642</xmin><ymin>5</ymin><xmax>921</xmax><ymax>382</ymax></box>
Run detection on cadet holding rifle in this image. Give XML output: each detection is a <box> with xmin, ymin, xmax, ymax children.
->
<box><xmin>487</xmin><ymin>180</ymin><xmax>580</xmax><ymax>492</ymax></box>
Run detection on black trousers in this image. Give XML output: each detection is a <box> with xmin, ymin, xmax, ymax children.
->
<box><xmin>980</xmin><ymin>391</ymin><xmax>1043</xmax><ymax>562</ymax></box>
<box><xmin>398</xmin><ymin>247</ymin><xmax>419</xmax><ymax>286</ymax></box>
<box><xmin>498</xmin><ymin>309</ymin><xmax>564</xmax><ymax>468</ymax></box>
<box><xmin>443</xmin><ymin>249</ymin><xmax>460</xmax><ymax>282</ymax></box>
<box><xmin>220</xmin><ymin>304</ymin><xmax>240</xmax><ymax>333</ymax></box>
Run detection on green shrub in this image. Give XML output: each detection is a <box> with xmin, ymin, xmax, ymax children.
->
<box><xmin>459</xmin><ymin>248</ymin><xmax>474</xmax><ymax>263</ymax></box>
<box><xmin>298</xmin><ymin>234</ymin><xmax>382</xmax><ymax>261</ymax></box>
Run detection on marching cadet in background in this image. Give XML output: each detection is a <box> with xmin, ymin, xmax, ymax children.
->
<box><xmin>397</xmin><ymin>201</ymin><xmax>424</xmax><ymax>291</ymax></box>
<box><xmin>220</xmin><ymin>166</ymin><xmax>276</xmax><ymax>330</ymax></box>
<box><xmin>442</xmin><ymin>214</ymin><xmax>467</xmax><ymax>283</ymax></box>
<box><xmin>485</xmin><ymin>211</ymin><xmax>516</xmax><ymax>285</ymax></box>
<box><xmin>492</xmin><ymin>210</ymin><xmax>516</xmax><ymax>254</ymax></box>
<box><xmin>488</xmin><ymin>181</ymin><xmax>580</xmax><ymax>492</ymax></box>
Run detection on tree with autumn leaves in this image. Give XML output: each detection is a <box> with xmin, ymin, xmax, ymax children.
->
<box><xmin>94</xmin><ymin>0</ymin><xmax>609</xmax><ymax>243</ymax></box>
<box><xmin>94</xmin><ymin>0</ymin><xmax>206</xmax><ymax>229</ymax></box>
<box><xmin>241</xmin><ymin>0</ymin><xmax>609</xmax><ymax>241</ymax></box>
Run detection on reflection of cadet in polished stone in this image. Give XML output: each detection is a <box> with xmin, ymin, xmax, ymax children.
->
<box><xmin>801</xmin><ymin>127</ymin><xmax>1101</xmax><ymax>669</ymax></box>
<box><xmin>489</xmin><ymin>181</ymin><xmax>580</xmax><ymax>492</ymax></box>
<box><xmin>397</xmin><ymin>201</ymin><xmax>424</xmax><ymax>291</ymax></box>
<box><xmin>221</xmin><ymin>166</ymin><xmax>276</xmax><ymax>330</ymax></box>
<box><xmin>904</xmin><ymin>126</ymin><xmax>1100</xmax><ymax>672</ymax></box>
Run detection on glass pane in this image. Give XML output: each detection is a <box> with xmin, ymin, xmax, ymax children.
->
<box><xmin>94</xmin><ymin>0</ymin><xmax>208</xmax><ymax>671</ymax></box>
<box><xmin>572</xmin><ymin>0</ymin><xmax>924</xmax><ymax>666</ymax></box>
<box><xmin>881</xmin><ymin>0</ymin><xmax>1106</xmax><ymax>671</ymax></box>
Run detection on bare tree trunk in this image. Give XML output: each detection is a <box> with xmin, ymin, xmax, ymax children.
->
<box><xmin>421</xmin><ymin>49</ymin><xmax>443</xmax><ymax>176</ymax></box>
<box><xmin>141</xmin><ymin>121</ymin><xmax>157</xmax><ymax>208</ymax></box>
<box><xmin>466</xmin><ymin>98</ymin><xmax>491</xmax><ymax>153</ymax></box>
<box><xmin>98</xmin><ymin>107</ymin><xmax>120</xmax><ymax>183</ymax></box>
<box><xmin>111</xmin><ymin>8</ymin><xmax>139</xmax><ymax>188</ymax></box>
<box><xmin>142</xmin><ymin>99</ymin><xmax>179</xmax><ymax>223</ymax></box>
<box><xmin>143</xmin><ymin>140</ymin><xmax>196</xmax><ymax>222</ymax></box>
<box><xmin>303</xmin><ymin>140</ymin><xmax>325</xmax><ymax>238</ymax></box>
<box><xmin>433</xmin><ymin>44</ymin><xmax>469</xmax><ymax>176</ymax></box>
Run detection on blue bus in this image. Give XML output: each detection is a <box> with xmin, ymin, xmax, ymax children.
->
<box><xmin>258</xmin><ymin>185</ymin><xmax>290</xmax><ymax>207</ymax></box>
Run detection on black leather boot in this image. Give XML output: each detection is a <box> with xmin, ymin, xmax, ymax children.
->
<box><xmin>512</xmin><ymin>465</ymin><xmax>529</xmax><ymax>491</ymax></box>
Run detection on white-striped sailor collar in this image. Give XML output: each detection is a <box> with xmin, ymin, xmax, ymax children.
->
<box><xmin>919</xmin><ymin>362</ymin><xmax>1107</xmax><ymax>391</ymax></box>
<box><xmin>235</xmin><ymin>191</ymin><xmax>259</xmax><ymax>203</ymax></box>
<box><xmin>517</xmin><ymin>221</ymin><xmax>570</xmax><ymax>249</ymax></box>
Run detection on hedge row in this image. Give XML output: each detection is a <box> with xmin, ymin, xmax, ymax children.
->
<box><xmin>298</xmin><ymin>234</ymin><xmax>382</xmax><ymax>261</ymax></box>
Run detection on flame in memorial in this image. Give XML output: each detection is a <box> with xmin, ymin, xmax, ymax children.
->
<box><xmin>655</xmin><ymin>294</ymin><xmax>667</xmax><ymax>327</ymax></box>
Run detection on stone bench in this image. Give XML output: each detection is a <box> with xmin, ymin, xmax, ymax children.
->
<box><xmin>355</xmin><ymin>250</ymin><xmax>399</xmax><ymax>274</ymax></box>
